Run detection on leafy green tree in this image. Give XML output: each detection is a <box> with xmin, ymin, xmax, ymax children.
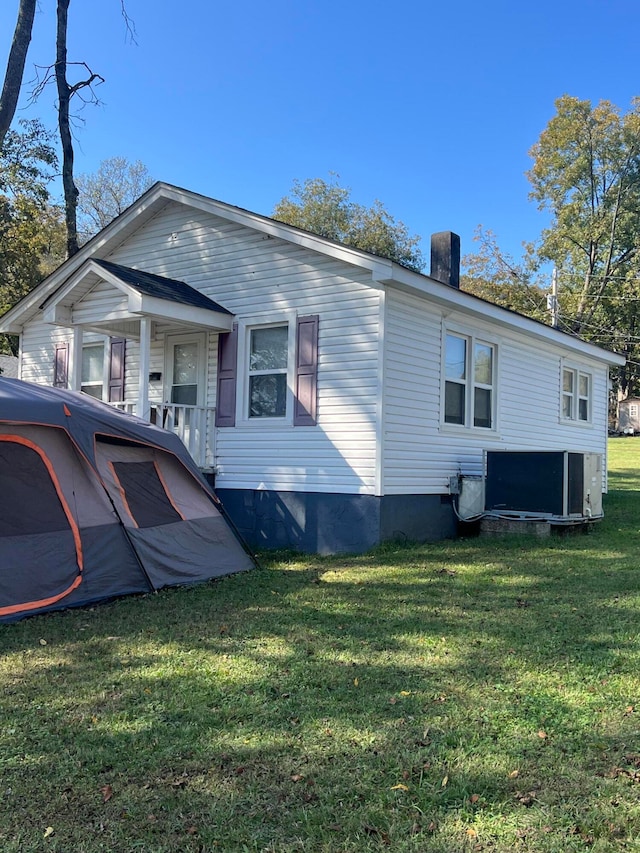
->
<box><xmin>0</xmin><ymin>121</ymin><xmax>65</xmax><ymax>354</ymax></box>
<box><xmin>528</xmin><ymin>95</ymin><xmax>640</xmax><ymax>395</ymax></box>
<box><xmin>76</xmin><ymin>156</ymin><xmax>154</xmax><ymax>239</ymax></box>
<box><xmin>273</xmin><ymin>176</ymin><xmax>425</xmax><ymax>272</ymax></box>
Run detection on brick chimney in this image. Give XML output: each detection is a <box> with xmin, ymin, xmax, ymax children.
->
<box><xmin>430</xmin><ymin>231</ymin><xmax>460</xmax><ymax>288</ymax></box>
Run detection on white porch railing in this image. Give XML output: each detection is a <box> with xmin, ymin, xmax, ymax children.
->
<box><xmin>111</xmin><ymin>402</ymin><xmax>216</xmax><ymax>470</ymax></box>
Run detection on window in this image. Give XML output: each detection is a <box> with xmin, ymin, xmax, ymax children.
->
<box><xmin>171</xmin><ymin>341</ymin><xmax>199</xmax><ymax>405</ymax></box>
<box><xmin>81</xmin><ymin>343</ymin><xmax>105</xmax><ymax>399</ymax></box>
<box><xmin>630</xmin><ymin>403</ymin><xmax>638</xmax><ymax>419</ymax></box>
<box><xmin>215</xmin><ymin>316</ymin><xmax>319</xmax><ymax>428</ymax></box>
<box><xmin>248</xmin><ymin>324</ymin><xmax>289</xmax><ymax>418</ymax></box>
<box><xmin>444</xmin><ymin>332</ymin><xmax>495</xmax><ymax>429</ymax></box>
<box><xmin>562</xmin><ymin>366</ymin><xmax>591</xmax><ymax>422</ymax></box>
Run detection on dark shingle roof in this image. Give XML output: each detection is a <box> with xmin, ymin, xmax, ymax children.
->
<box><xmin>93</xmin><ymin>259</ymin><xmax>232</xmax><ymax>315</ymax></box>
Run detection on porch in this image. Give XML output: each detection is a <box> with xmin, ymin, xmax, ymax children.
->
<box><xmin>39</xmin><ymin>259</ymin><xmax>234</xmax><ymax>471</ymax></box>
<box><xmin>111</xmin><ymin>401</ymin><xmax>217</xmax><ymax>470</ymax></box>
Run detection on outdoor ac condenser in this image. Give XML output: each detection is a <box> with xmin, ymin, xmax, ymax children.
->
<box><xmin>484</xmin><ymin>451</ymin><xmax>603</xmax><ymax>519</ymax></box>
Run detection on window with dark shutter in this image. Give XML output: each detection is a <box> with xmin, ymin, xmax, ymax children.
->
<box><xmin>215</xmin><ymin>324</ymin><xmax>238</xmax><ymax>427</ymax></box>
<box><xmin>294</xmin><ymin>315</ymin><xmax>318</xmax><ymax>426</ymax></box>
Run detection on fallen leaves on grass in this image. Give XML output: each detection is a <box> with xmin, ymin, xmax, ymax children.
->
<box><xmin>100</xmin><ymin>784</ymin><xmax>113</xmax><ymax>803</ymax></box>
<box><xmin>363</xmin><ymin>825</ymin><xmax>391</xmax><ymax>845</ymax></box>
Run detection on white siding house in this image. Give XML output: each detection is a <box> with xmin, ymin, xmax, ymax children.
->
<box><xmin>0</xmin><ymin>183</ymin><xmax>625</xmax><ymax>553</ymax></box>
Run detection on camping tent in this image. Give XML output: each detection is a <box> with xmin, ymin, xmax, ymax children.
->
<box><xmin>0</xmin><ymin>377</ymin><xmax>254</xmax><ymax>621</ymax></box>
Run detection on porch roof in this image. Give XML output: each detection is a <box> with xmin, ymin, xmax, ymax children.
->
<box><xmin>41</xmin><ymin>259</ymin><xmax>235</xmax><ymax>337</ymax></box>
<box><xmin>92</xmin><ymin>260</ymin><xmax>232</xmax><ymax>315</ymax></box>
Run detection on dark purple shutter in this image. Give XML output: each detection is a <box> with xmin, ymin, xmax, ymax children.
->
<box><xmin>294</xmin><ymin>315</ymin><xmax>318</xmax><ymax>426</ymax></box>
<box><xmin>53</xmin><ymin>343</ymin><xmax>69</xmax><ymax>388</ymax></box>
<box><xmin>215</xmin><ymin>324</ymin><xmax>238</xmax><ymax>427</ymax></box>
<box><xmin>108</xmin><ymin>337</ymin><xmax>126</xmax><ymax>402</ymax></box>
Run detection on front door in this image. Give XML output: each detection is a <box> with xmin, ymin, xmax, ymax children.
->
<box><xmin>166</xmin><ymin>333</ymin><xmax>206</xmax><ymax>407</ymax></box>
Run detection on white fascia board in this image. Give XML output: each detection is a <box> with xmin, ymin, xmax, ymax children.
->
<box><xmin>382</xmin><ymin>267</ymin><xmax>626</xmax><ymax>368</ymax></box>
<box><xmin>0</xmin><ymin>188</ymin><xmax>171</xmax><ymax>331</ymax></box>
<box><xmin>136</xmin><ymin>294</ymin><xmax>234</xmax><ymax>331</ymax></box>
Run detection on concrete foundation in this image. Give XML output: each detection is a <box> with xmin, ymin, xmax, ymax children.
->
<box><xmin>212</xmin><ymin>487</ymin><xmax>457</xmax><ymax>554</ymax></box>
<box><xmin>480</xmin><ymin>516</ymin><xmax>551</xmax><ymax>538</ymax></box>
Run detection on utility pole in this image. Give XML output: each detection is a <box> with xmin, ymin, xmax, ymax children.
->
<box><xmin>546</xmin><ymin>267</ymin><xmax>559</xmax><ymax>327</ymax></box>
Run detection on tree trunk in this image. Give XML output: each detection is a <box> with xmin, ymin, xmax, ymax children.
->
<box><xmin>0</xmin><ymin>0</ymin><xmax>37</xmax><ymax>151</ymax></box>
<box><xmin>56</xmin><ymin>0</ymin><xmax>79</xmax><ymax>257</ymax></box>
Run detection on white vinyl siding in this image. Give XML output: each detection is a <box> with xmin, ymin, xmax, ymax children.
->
<box><xmin>18</xmin><ymin>198</ymin><xmax>615</xmax><ymax>500</ymax></box>
<box><xmin>105</xmin><ymin>203</ymin><xmax>382</xmax><ymax>494</ymax></box>
<box><xmin>382</xmin><ymin>289</ymin><xmax>610</xmax><ymax>495</ymax></box>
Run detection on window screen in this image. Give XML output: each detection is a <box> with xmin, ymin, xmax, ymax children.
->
<box><xmin>0</xmin><ymin>441</ymin><xmax>71</xmax><ymax>537</ymax></box>
<box><xmin>112</xmin><ymin>461</ymin><xmax>183</xmax><ymax>528</ymax></box>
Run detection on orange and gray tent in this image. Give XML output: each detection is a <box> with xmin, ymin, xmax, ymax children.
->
<box><xmin>0</xmin><ymin>377</ymin><xmax>254</xmax><ymax>621</ymax></box>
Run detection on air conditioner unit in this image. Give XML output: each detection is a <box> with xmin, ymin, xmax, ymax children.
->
<box><xmin>484</xmin><ymin>451</ymin><xmax>602</xmax><ymax>519</ymax></box>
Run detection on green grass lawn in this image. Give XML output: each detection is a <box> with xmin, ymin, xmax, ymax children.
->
<box><xmin>2</xmin><ymin>441</ymin><xmax>640</xmax><ymax>852</ymax></box>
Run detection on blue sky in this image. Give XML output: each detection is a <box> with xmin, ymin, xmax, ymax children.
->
<box><xmin>1</xmin><ymin>0</ymin><xmax>638</xmax><ymax>269</ymax></box>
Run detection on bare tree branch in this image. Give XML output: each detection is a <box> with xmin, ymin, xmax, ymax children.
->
<box><xmin>121</xmin><ymin>0</ymin><xmax>138</xmax><ymax>45</ymax></box>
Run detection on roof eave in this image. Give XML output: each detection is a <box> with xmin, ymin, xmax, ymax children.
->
<box><xmin>379</xmin><ymin>265</ymin><xmax>626</xmax><ymax>367</ymax></box>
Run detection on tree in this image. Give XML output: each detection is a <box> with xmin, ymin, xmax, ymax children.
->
<box><xmin>0</xmin><ymin>0</ymin><xmax>37</xmax><ymax>151</ymax></box>
<box><xmin>3</xmin><ymin>0</ymin><xmax>133</xmax><ymax>257</ymax></box>
<box><xmin>0</xmin><ymin>121</ymin><xmax>66</xmax><ymax>354</ymax></box>
<box><xmin>76</xmin><ymin>157</ymin><xmax>154</xmax><ymax>239</ymax></box>
<box><xmin>528</xmin><ymin>95</ymin><xmax>640</xmax><ymax>395</ymax></box>
<box><xmin>273</xmin><ymin>176</ymin><xmax>425</xmax><ymax>272</ymax></box>
<box><xmin>461</xmin><ymin>228</ymin><xmax>549</xmax><ymax>322</ymax></box>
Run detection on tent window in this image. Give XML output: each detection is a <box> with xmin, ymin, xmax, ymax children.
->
<box><xmin>112</xmin><ymin>461</ymin><xmax>183</xmax><ymax>528</ymax></box>
<box><xmin>0</xmin><ymin>441</ymin><xmax>71</xmax><ymax>537</ymax></box>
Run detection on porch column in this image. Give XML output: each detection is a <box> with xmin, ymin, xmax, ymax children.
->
<box><xmin>69</xmin><ymin>326</ymin><xmax>83</xmax><ymax>391</ymax></box>
<box><xmin>138</xmin><ymin>317</ymin><xmax>151</xmax><ymax>421</ymax></box>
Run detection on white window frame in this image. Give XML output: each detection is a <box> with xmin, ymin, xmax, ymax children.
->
<box><xmin>441</xmin><ymin>327</ymin><xmax>498</xmax><ymax>431</ymax></box>
<box><xmin>81</xmin><ymin>339</ymin><xmax>107</xmax><ymax>401</ymax></box>
<box><xmin>164</xmin><ymin>332</ymin><xmax>207</xmax><ymax>407</ymax></box>
<box><xmin>561</xmin><ymin>364</ymin><xmax>592</xmax><ymax>424</ymax></box>
<box><xmin>236</xmin><ymin>315</ymin><xmax>296</xmax><ymax>426</ymax></box>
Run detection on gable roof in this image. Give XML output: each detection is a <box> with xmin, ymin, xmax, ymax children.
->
<box><xmin>91</xmin><ymin>260</ymin><xmax>232</xmax><ymax>314</ymax></box>
<box><xmin>0</xmin><ymin>181</ymin><xmax>625</xmax><ymax>367</ymax></box>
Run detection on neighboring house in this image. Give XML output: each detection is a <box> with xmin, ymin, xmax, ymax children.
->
<box><xmin>617</xmin><ymin>397</ymin><xmax>640</xmax><ymax>434</ymax></box>
<box><xmin>0</xmin><ymin>354</ymin><xmax>19</xmax><ymax>378</ymax></box>
<box><xmin>0</xmin><ymin>183</ymin><xmax>626</xmax><ymax>553</ymax></box>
